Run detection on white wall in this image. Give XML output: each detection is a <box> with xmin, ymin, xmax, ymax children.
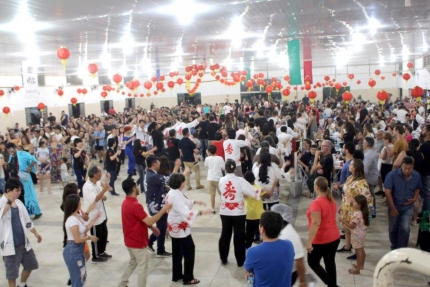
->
<box><xmin>0</xmin><ymin>60</ymin><xmax>428</xmax><ymax>131</ymax></box>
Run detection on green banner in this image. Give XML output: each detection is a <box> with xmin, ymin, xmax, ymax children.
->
<box><xmin>288</xmin><ymin>39</ymin><xmax>302</xmax><ymax>85</ymax></box>
<box><xmin>245</xmin><ymin>67</ymin><xmax>251</xmax><ymax>81</ymax></box>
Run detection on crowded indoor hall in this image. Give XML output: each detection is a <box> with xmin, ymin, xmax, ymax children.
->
<box><xmin>0</xmin><ymin>0</ymin><xmax>430</xmax><ymax>287</ymax></box>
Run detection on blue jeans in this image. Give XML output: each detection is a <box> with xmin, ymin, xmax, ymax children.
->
<box><xmin>107</xmin><ymin>169</ymin><xmax>117</xmax><ymax>193</ymax></box>
<box><xmin>149</xmin><ymin>213</ymin><xmax>167</xmax><ymax>254</ymax></box>
<box><xmin>200</xmin><ymin>139</ymin><xmax>208</xmax><ymax>159</ymax></box>
<box><xmin>0</xmin><ymin>178</ymin><xmax>5</xmax><ymax>194</ymax></box>
<box><xmin>125</xmin><ymin>148</ymin><xmax>135</xmax><ymax>176</ymax></box>
<box><xmin>136</xmin><ymin>164</ymin><xmax>146</xmax><ymax>192</ymax></box>
<box><xmin>63</xmin><ymin>241</ymin><xmax>86</xmax><ymax>287</ymax></box>
<box><xmin>388</xmin><ymin>207</ymin><xmax>413</xmax><ymax>250</ymax></box>
<box><xmin>421</xmin><ymin>175</ymin><xmax>430</xmax><ymax>212</ymax></box>
<box><xmin>74</xmin><ymin>168</ymin><xmax>86</xmax><ymax>197</ymax></box>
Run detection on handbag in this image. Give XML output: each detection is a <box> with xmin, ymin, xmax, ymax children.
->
<box><xmin>18</xmin><ymin>170</ymin><xmax>30</xmax><ymax>182</ymax></box>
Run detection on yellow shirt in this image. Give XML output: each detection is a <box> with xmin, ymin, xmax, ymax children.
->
<box><xmin>245</xmin><ymin>184</ymin><xmax>266</xmax><ymax>220</ymax></box>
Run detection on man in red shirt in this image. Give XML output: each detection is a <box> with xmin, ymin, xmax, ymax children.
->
<box><xmin>118</xmin><ymin>179</ymin><xmax>171</xmax><ymax>287</ymax></box>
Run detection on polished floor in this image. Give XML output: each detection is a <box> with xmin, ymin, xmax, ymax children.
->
<box><xmin>0</xmin><ymin>160</ymin><xmax>429</xmax><ymax>287</ymax></box>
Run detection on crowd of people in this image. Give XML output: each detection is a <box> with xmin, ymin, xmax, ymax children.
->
<box><xmin>0</xmin><ymin>93</ymin><xmax>429</xmax><ymax>287</ymax></box>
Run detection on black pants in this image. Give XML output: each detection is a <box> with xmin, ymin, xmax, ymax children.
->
<box><xmin>149</xmin><ymin>213</ymin><xmax>167</xmax><ymax>254</ymax></box>
<box><xmin>171</xmin><ymin>235</ymin><xmax>195</xmax><ymax>282</ymax></box>
<box><xmin>219</xmin><ymin>215</ymin><xmax>246</xmax><ymax>266</ymax></box>
<box><xmin>307</xmin><ymin>238</ymin><xmax>340</xmax><ymax>287</ymax></box>
<box><xmin>245</xmin><ymin>219</ymin><xmax>260</xmax><ymax>249</ymax></box>
<box><xmin>90</xmin><ymin>219</ymin><xmax>108</xmax><ymax>258</ymax></box>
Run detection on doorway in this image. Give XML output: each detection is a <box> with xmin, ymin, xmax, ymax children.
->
<box><xmin>125</xmin><ymin>98</ymin><xmax>135</xmax><ymax>110</ymax></box>
<box><xmin>100</xmin><ymin>100</ymin><xmax>113</xmax><ymax>113</ymax></box>
<box><xmin>25</xmin><ymin>107</ymin><xmax>47</xmax><ymax>126</ymax></box>
<box><xmin>68</xmin><ymin>103</ymin><xmax>85</xmax><ymax>119</ymax></box>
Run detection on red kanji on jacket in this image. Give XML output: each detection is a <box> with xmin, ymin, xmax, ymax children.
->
<box><xmin>223</xmin><ymin>181</ymin><xmax>236</xmax><ymax>200</ymax></box>
<box><xmin>225</xmin><ymin>143</ymin><xmax>233</xmax><ymax>154</ymax></box>
<box><xmin>178</xmin><ymin>126</ymin><xmax>183</xmax><ymax>135</ymax></box>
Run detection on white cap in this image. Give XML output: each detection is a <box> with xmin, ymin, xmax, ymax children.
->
<box><xmin>270</xmin><ymin>204</ymin><xmax>293</xmax><ymax>223</ymax></box>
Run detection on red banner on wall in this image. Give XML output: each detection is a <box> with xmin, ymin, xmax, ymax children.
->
<box><xmin>303</xmin><ymin>37</ymin><xmax>313</xmax><ymax>84</ymax></box>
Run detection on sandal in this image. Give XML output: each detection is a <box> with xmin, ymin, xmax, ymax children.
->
<box><xmin>183</xmin><ymin>278</ymin><xmax>200</xmax><ymax>285</ymax></box>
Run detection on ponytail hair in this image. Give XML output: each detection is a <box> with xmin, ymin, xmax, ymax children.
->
<box><xmin>258</xmin><ymin>153</ymin><xmax>271</xmax><ymax>184</ymax></box>
<box><xmin>314</xmin><ymin>176</ymin><xmax>333</xmax><ymax>201</ymax></box>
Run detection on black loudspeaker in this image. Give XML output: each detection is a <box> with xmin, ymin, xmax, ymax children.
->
<box><xmin>323</xmin><ymin>87</ymin><xmax>331</xmax><ymax>101</ymax></box>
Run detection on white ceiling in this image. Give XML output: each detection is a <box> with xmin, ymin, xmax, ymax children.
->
<box><xmin>0</xmin><ymin>0</ymin><xmax>428</xmax><ymax>76</ymax></box>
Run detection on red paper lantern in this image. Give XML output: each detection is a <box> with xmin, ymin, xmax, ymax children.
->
<box><xmin>134</xmin><ymin>93</ymin><xmax>138</xmax><ymax>98</ymax></box>
<box><xmin>0</xmin><ymin>90</ymin><xmax>4</xmax><ymax>97</ymax></box>
<box><xmin>368</xmin><ymin>78</ymin><xmax>376</xmax><ymax>88</ymax></box>
<box><xmin>381</xmin><ymin>76</ymin><xmax>385</xmax><ymax>80</ymax></box>
<box><xmin>377</xmin><ymin>90</ymin><xmax>388</xmax><ymax>105</ymax></box>
<box><xmin>140</xmin><ymin>94</ymin><xmax>144</xmax><ymax>98</ymax></box>
<box><xmin>102</xmin><ymin>86</ymin><xmax>108</xmax><ymax>91</ymax></box>
<box><xmin>58</xmin><ymin>90</ymin><xmax>64</xmax><ymax>96</ymax></box>
<box><xmin>402</xmin><ymin>73</ymin><xmax>411</xmax><ymax>82</ymax></box>
<box><xmin>282</xmin><ymin>89</ymin><xmax>290</xmax><ymax>97</ymax></box>
<box><xmin>128</xmin><ymin>93</ymin><xmax>132</xmax><ymax>97</ymax></box>
<box><xmin>308</xmin><ymin>91</ymin><xmax>317</xmax><ymax>102</ymax></box>
<box><xmin>253</xmin><ymin>74</ymin><xmax>258</xmax><ymax>79</ymax></box>
<box><xmin>342</xmin><ymin>91</ymin><xmax>353</xmax><ymax>104</ymax></box>
<box><xmin>143</xmin><ymin>81</ymin><xmax>152</xmax><ymax>90</ymax></box>
<box><xmin>392</xmin><ymin>72</ymin><xmax>397</xmax><ymax>77</ymax></box>
<box><xmin>159</xmin><ymin>75</ymin><xmax>165</xmax><ymax>81</ymax></box>
<box><xmin>284</xmin><ymin>75</ymin><xmax>290</xmax><ymax>82</ymax></box>
<box><xmin>131</xmin><ymin>79</ymin><xmax>140</xmax><ymax>90</ymax></box>
<box><xmin>151</xmin><ymin>76</ymin><xmax>157</xmax><ymax>83</ymax></box>
<box><xmin>169</xmin><ymin>72</ymin><xmax>175</xmax><ymax>78</ymax></box>
<box><xmin>407</xmin><ymin>62</ymin><xmax>414</xmax><ymax>70</ymax></box>
<box><xmin>2</xmin><ymin>106</ymin><xmax>10</xmax><ymax>115</ymax></box>
<box><xmin>258</xmin><ymin>72</ymin><xmax>264</xmax><ymax>78</ymax></box>
<box><xmin>185</xmin><ymin>74</ymin><xmax>192</xmax><ymax>81</ymax></box>
<box><xmin>342</xmin><ymin>81</ymin><xmax>347</xmax><ymax>87</ymax></box>
<box><xmin>357</xmin><ymin>80</ymin><xmax>361</xmax><ymax>85</ymax></box>
<box><xmin>334</xmin><ymin>82</ymin><xmax>342</xmax><ymax>91</ymax></box>
<box><xmin>177</xmin><ymin>78</ymin><xmax>184</xmax><ymax>85</ymax></box>
<box><xmin>156</xmin><ymin>82</ymin><xmax>164</xmax><ymax>90</ymax></box>
<box><xmin>70</xmin><ymin>97</ymin><xmax>78</xmax><ymax>106</ymax></box>
<box><xmin>304</xmin><ymin>75</ymin><xmax>311</xmax><ymax>84</ymax></box>
<box><xmin>348</xmin><ymin>74</ymin><xmax>354</xmax><ymax>80</ymax></box>
<box><xmin>88</xmin><ymin>63</ymin><xmax>98</xmax><ymax>76</ymax></box>
<box><xmin>57</xmin><ymin>47</ymin><xmax>70</xmax><ymax>68</ymax></box>
<box><xmin>14</xmin><ymin>86</ymin><xmax>20</xmax><ymax>91</ymax></box>
<box><xmin>101</xmin><ymin>91</ymin><xmax>108</xmax><ymax>98</ymax></box>
<box><xmin>112</xmin><ymin>74</ymin><xmax>122</xmax><ymax>85</ymax></box>
<box><xmin>77</xmin><ymin>88</ymin><xmax>82</xmax><ymax>94</ymax></box>
<box><xmin>37</xmin><ymin>103</ymin><xmax>45</xmax><ymax>111</ymax></box>
<box><xmin>167</xmin><ymin>81</ymin><xmax>175</xmax><ymax>90</ymax></box>
<box><xmin>300</xmin><ymin>86</ymin><xmax>305</xmax><ymax>90</ymax></box>
<box><xmin>122</xmin><ymin>91</ymin><xmax>125</xmax><ymax>95</ymax></box>
<box><xmin>411</xmin><ymin>86</ymin><xmax>424</xmax><ymax>102</ymax></box>
<box><xmin>82</xmin><ymin>88</ymin><xmax>87</xmax><ymax>95</ymax></box>
<box><xmin>324</xmin><ymin>75</ymin><xmax>330</xmax><ymax>83</ymax></box>
<box><xmin>265</xmin><ymin>86</ymin><xmax>273</xmax><ymax>94</ymax></box>
<box><xmin>304</xmin><ymin>84</ymin><xmax>312</xmax><ymax>91</ymax></box>
<box><xmin>374</xmin><ymin>69</ymin><xmax>381</xmax><ymax>76</ymax></box>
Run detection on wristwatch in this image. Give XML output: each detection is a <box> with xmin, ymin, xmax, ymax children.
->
<box><xmin>7</xmin><ymin>199</ymin><xmax>12</xmax><ymax>205</ymax></box>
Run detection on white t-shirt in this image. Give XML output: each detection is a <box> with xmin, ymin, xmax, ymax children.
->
<box><xmin>55</xmin><ymin>133</ymin><xmax>63</xmax><ymax>142</ymax></box>
<box><xmin>223</xmin><ymin>105</ymin><xmax>233</xmax><ymax>115</ymax></box>
<box><xmin>204</xmin><ymin>156</ymin><xmax>225</xmax><ymax>181</ymax></box>
<box><xmin>324</xmin><ymin>108</ymin><xmax>333</xmax><ymax>118</ymax></box>
<box><xmin>65</xmin><ymin>216</ymin><xmax>86</xmax><ymax>241</ymax></box>
<box><xmin>36</xmin><ymin>147</ymin><xmax>50</xmax><ymax>163</ymax></box>
<box><xmin>278</xmin><ymin>224</ymin><xmax>305</xmax><ymax>260</ymax></box>
<box><xmin>396</xmin><ymin>109</ymin><xmax>408</xmax><ymax>123</ymax></box>
<box><xmin>256</xmin><ymin>146</ymin><xmax>278</xmax><ymax>156</ymax></box>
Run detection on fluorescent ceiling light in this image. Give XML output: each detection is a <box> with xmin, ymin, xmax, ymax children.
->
<box><xmin>157</xmin><ymin>0</ymin><xmax>211</xmax><ymax>26</ymax></box>
<box><xmin>368</xmin><ymin>18</ymin><xmax>379</xmax><ymax>35</ymax></box>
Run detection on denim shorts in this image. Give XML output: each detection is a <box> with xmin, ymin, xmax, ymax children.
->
<box><xmin>63</xmin><ymin>241</ymin><xmax>86</xmax><ymax>287</ymax></box>
<box><xmin>3</xmin><ymin>245</ymin><xmax>38</xmax><ymax>280</ymax></box>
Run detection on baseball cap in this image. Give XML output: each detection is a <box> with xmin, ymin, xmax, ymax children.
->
<box><xmin>270</xmin><ymin>204</ymin><xmax>293</xmax><ymax>223</ymax></box>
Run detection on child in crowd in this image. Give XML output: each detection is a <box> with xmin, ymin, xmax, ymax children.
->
<box><xmin>243</xmin><ymin>171</ymin><xmax>277</xmax><ymax>249</ymax></box>
<box><xmin>298</xmin><ymin>144</ymin><xmax>317</xmax><ymax>197</ymax></box>
<box><xmin>340</xmin><ymin>194</ymin><xmax>369</xmax><ymax>274</ymax></box>
<box><xmin>36</xmin><ymin>140</ymin><xmax>52</xmax><ymax>193</ymax></box>
<box><xmin>192</xmin><ymin>131</ymin><xmax>201</xmax><ymax>165</ymax></box>
<box><xmin>204</xmin><ymin>145</ymin><xmax>225</xmax><ymax>213</ymax></box>
<box><xmin>60</xmin><ymin>157</ymin><xmax>69</xmax><ymax>187</ymax></box>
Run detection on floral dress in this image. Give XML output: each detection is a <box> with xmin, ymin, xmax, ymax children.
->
<box><xmin>351</xmin><ymin>211</ymin><xmax>366</xmax><ymax>249</ymax></box>
<box><xmin>49</xmin><ymin>144</ymin><xmax>63</xmax><ymax>182</ymax></box>
<box><xmin>340</xmin><ymin>177</ymin><xmax>373</xmax><ymax>222</ymax></box>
